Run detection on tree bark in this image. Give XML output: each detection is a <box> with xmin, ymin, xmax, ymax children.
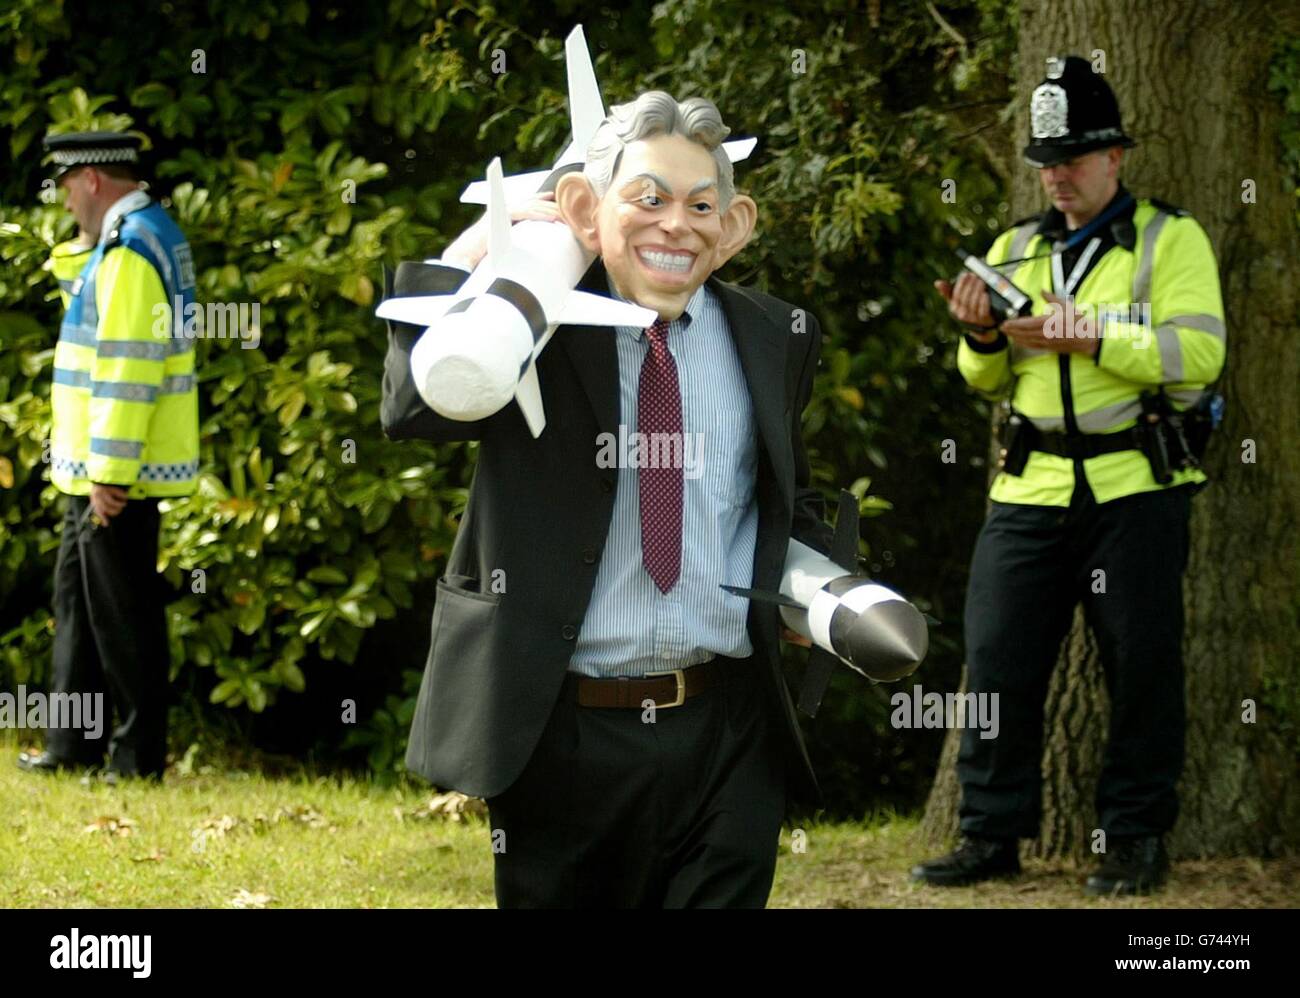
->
<box><xmin>922</xmin><ymin>0</ymin><xmax>1300</xmax><ymax>860</ymax></box>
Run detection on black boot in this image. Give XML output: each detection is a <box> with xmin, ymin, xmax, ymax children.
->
<box><xmin>16</xmin><ymin>750</ymin><xmax>93</xmax><ymax>775</ymax></box>
<box><xmin>1085</xmin><ymin>836</ymin><xmax>1169</xmax><ymax>896</ymax></box>
<box><xmin>911</xmin><ymin>835</ymin><xmax>1020</xmax><ymax>886</ymax></box>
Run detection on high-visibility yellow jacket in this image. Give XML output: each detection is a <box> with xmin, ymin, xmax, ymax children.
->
<box><xmin>957</xmin><ymin>194</ymin><xmax>1226</xmax><ymax>506</ymax></box>
<box><xmin>49</xmin><ymin>190</ymin><xmax>200</xmax><ymax>498</ymax></box>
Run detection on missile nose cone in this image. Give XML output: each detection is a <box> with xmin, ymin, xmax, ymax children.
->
<box><xmin>847</xmin><ymin>600</ymin><xmax>928</xmax><ymax>681</ymax></box>
<box><xmin>411</xmin><ymin>308</ymin><xmax>525</xmax><ymax>419</ymax></box>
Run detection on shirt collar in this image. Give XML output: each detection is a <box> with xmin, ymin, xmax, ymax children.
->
<box><xmin>1035</xmin><ymin>182</ymin><xmax>1137</xmax><ymax>251</ymax></box>
<box><xmin>98</xmin><ymin>188</ymin><xmax>152</xmax><ymax>247</ymax></box>
<box><xmin>605</xmin><ymin>273</ymin><xmax>706</xmax><ymax>339</ymax></box>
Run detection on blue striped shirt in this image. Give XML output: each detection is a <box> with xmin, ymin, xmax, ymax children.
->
<box><xmin>569</xmin><ymin>280</ymin><xmax>759</xmax><ymax>677</ymax></box>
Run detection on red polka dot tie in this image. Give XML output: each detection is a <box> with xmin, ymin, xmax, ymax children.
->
<box><xmin>639</xmin><ymin>319</ymin><xmax>683</xmax><ymax>594</ymax></box>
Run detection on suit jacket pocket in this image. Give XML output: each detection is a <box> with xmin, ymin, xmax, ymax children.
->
<box><xmin>437</xmin><ymin>574</ymin><xmax>502</xmax><ymax>605</ymax></box>
<box><xmin>430</xmin><ymin>575</ymin><xmax>501</xmax><ymax>661</ymax></box>
<box><xmin>405</xmin><ymin>572</ymin><xmax>507</xmax><ymax>792</ymax></box>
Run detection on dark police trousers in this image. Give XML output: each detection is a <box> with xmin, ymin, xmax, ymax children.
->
<box><xmin>958</xmin><ymin>479</ymin><xmax>1193</xmax><ymax>840</ymax></box>
<box><xmin>45</xmin><ymin>494</ymin><xmax>169</xmax><ymax>776</ymax></box>
<box><xmin>485</xmin><ymin>655</ymin><xmax>787</xmax><ymax>907</ymax></box>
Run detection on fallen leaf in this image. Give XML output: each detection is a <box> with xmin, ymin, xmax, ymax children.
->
<box><xmin>398</xmin><ymin>791</ymin><xmax>487</xmax><ymax>823</ymax></box>
<box><xmin>83</xmin><ymin>815</ymin><xmax>135</xmax><ymax>837</ymax></box>
<box><xmin>229</xmin><ymin>888</ymin><xmax>272</xmax><ymax>909</ymax></box>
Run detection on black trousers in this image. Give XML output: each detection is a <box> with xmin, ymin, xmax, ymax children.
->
<box><xmin>485</xmin><ymin>655</ymin><xmax>787</xmax><ymax>908</ymax></box>
<box><xmin>957</xmin><ymin>480</ymin><xmax>1193</xmax><ymax>840</ymax></box>
<box><xmin>45</xmin><ymin>494</ymin><xmax>169</xmax><ymax>776</ymax></box>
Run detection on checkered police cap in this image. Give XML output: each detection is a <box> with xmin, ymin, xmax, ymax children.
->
<box><xmin>42</xmin><ymin>131</ymin><xmax>144</xmax><ymax>179</ymax></box>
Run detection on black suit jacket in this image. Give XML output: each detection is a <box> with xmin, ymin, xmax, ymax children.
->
<box><xmin>380</xmin><ymin>257</ymin><xmax>833</xmax><ymax>805</ymax></box>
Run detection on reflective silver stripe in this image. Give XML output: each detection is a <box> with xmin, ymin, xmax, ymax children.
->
<box><xmin>1025</xmin><ymin>398</ymin><xmax>1144</xmax><ymax>435</ymax></box>
<box><xmin>1025</xmin><ymin>414</ymin><xmax>1066</xmax><ymax>432</ymax></box>
<box><xmin>1000</xmin><ymin>223</ymin><xmax>1043</xmax><ymax>366</ymax></box>
<box><xmin>131</xmin><ymin>225</ymin><xmax>175</xmax><ymax>297</ymax></box>
<box><xmin>97</xmin><ymin>339</ymin><xmax>168</xmax><ymax>361</ymax></box>
<box><xmin>57</xmin><ymin>278</ymin><xmax>76</xmax><ymax>294</ymax></box>
<box><xmin>1076</xmin><ymin>398</ymin><xmax>1142</xmax><ymax>432</ymax></box>
<box><xmin>1166</xmin><ymin>312</ymin><xmax>1225</xmax><ymax>339</ymax></box>
<box><xmin>1007</xmin><ymin>222</ymin><xmax>1038</xmax><ymax>263</ymax></box>
<box><xmin>92</xmin><ymin>380</ymin><xmax>158</xmax><ymax>402</ymax></box>
<box><xmin>89</xmin><ymin>437</ymin><xmax>143</xmax><ymax>459</ymax></box>
<box><xmin>60</xmin><ymin>323</ymin><xmax>98</xmax><ymax>348</ymax></box>
<box><xmin>52</xmin><ymin>368</ymin><xmax>91</xmax><ymax>389</ymax></box>
<box><xmin>159</xmin><ymin>374</ymin><xmax>194</xmax><ymax>394</ymax></box>
<box><xmin>1132</xmin><ymin>209</ymin><xmax>1171</xmax><ymax>304</ymax></box>
<box><xmin>1155</xmin><ymin>323</ymin><xmax>1183</xmax><ymax>381</ymax></box>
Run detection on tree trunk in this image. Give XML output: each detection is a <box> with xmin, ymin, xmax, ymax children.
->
<box><xmin>922</xmin><ymin>0</ymin><xmax>1300</xmax><ymax>860</ymax></box>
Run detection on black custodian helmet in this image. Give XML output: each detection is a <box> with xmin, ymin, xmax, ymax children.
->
<box><xmin>1023</xmin><ymin>55</ymin><xmax>1136</xmax><ymax>167</ymax></box>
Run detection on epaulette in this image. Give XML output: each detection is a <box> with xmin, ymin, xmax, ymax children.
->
<box><xmin>1148</xmin><ymin>198</ymin><xmax>1190</xmax><ymax>218</ymax></box>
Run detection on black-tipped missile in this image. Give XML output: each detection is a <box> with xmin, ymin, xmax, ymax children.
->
<box><xmin>374</xmin><ymin>157</ymin><xmax>657</xmax><ymax>438</ymax></box>
<box><xmin>723</xmin><ymin>491</ymin><xmax>928</xmax><ymax>716</ymax></box>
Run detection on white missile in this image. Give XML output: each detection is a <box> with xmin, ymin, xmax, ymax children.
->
<box><xmin>378</xmin><ymin>22</ymin><xmax>746</xmax><ymax>437</ymax></box>
<box><xmin>375</xmin><ymin>157</ymin><xmax>657</xmax><ymax>437</ymax></box>
<box><xmin>723</xmin><ymin>491</ymin><xmax>929</xmax><ymax>717</ymax></box>
<box><xmin>459</xmin><ymin>25</ymin><xmax>758</xmax><ymax>207</ymax></box>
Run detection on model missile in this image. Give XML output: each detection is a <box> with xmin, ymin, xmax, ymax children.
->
<box><xmin>375</xmin><ymin>157</ymin><xmax>657</xmax><ymax>437</ymax></box>
<box><xmin>723</xmin><ymin>491</ymin><xmax>928</xmax><ymax>716</ymax></box>
<box><xmin>458</xmin><ymin>25</ymin><xmax>758</xmax><ymax>207</ymax></box>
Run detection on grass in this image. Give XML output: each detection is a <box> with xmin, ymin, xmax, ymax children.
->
<box><xmin>3</xmin><ymin>736</ymin><xmax>1295</xmax><ymax>908</ymax></box>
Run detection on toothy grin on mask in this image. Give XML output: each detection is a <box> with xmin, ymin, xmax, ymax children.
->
<box><xmin>637</xmin><ymin>248</ymin><xmax>695</xmax><ymax>273</ymax></box>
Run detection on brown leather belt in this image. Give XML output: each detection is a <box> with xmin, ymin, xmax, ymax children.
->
<box><xmin>564</xmin><ymin>656</ymin><xmax>744</xmax><ymax>709</ymax></box>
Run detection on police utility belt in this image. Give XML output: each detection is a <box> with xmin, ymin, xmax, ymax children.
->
<box><xmin>999</xmin><ymin>390</ymin><xmax>1223</xmax><ymax>484</ymax></box>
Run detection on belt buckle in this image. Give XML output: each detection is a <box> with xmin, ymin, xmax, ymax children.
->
<box><xmin>643</xmin><ymin>668</ymin><xmax>686</xmax><ymax>708</ymax></box>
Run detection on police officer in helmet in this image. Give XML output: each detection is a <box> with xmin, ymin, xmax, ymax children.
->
<box><xmin>919</xmin><ymin>56</ymin><xmax>1227</xmax><ymax>895</ymax></box>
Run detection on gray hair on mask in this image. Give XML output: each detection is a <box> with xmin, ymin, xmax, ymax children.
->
<box><xmin>583</xmin><ymin>91</ymin><xmax>735</xmax><ymax>210</ymax></box>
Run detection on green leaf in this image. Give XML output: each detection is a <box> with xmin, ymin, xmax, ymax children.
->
<box><xmin>306</xmin><ymin>565</ymin><xmax>349</xmax><ymax>584</ymax></box>
<box><xmin>210</xmin><ymin>678</ymin><xmax>241</xmax><ymax>704</ymax></box>
<box><xmin>131</xmin><ymin>82</ymin><xmax>172</xmax><ymax>108</ymax></box>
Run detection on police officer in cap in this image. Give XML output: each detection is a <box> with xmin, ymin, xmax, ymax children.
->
<box><xmin>17</xmin><ymin>131</ymin><xmax>199</xmax><ymax>781</ymax></box>
<box><xmin>917</xmin><ymin>56</ymin><xmax>1226</xmax><ymax>894</ymax></box>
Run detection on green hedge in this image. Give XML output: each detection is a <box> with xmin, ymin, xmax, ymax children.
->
<box><xmin>0</xmin><ymin>0</ymin><xmax>1018</xmax><ymax>807</ymax></box>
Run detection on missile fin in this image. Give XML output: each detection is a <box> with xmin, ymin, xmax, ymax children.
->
<box><xmin>565</xmin><ymin>25</ymin><xmax>606</xmax><ymax>157</ymax></box>
<box><xmin>556</xmin><ymin>289</ymin><xmax>657</xmax><ymax>329</ymax></box>
<box><xmin>829</xmin><ymin>489</ymin><xmax>860</xmax><ymax>572</ymax></box>
<box><xmin>722</xmin><ymin>137</ymin><xmax>758</xmax><ymax>162</ymax></box>
<box><xmin>460</xmin><ymin>170</ymin><xmax>552</xmax><ymax>205</ymax></box>
<box><xmin>720</xmin><ymin>584</ymin><xmax>804</xmax><ymax>609</ymax></box>
<box><xmin>797</xmin><ymin>647</ymin><xmax>841</xmax><ymax>718</ymax></box>
<box><xmin>514</xmin><ymin>359</ymin><xmax>547</xmax><ymax>438</ymax></box>
<box><xmin>374</xmin><ymin>294</ymin><xmax>455</xmax><ymax>325</ymax></box>
<box><xmin>485</xmin><ymin>157</ymin><xmax>511</xmax><ymax>267</ymax></box>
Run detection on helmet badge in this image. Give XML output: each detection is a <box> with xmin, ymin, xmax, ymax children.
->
<box><xmin>1031</xmin><ymin>83</ymin><xmax>1070</xmax><ymax>139</ymax></box>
